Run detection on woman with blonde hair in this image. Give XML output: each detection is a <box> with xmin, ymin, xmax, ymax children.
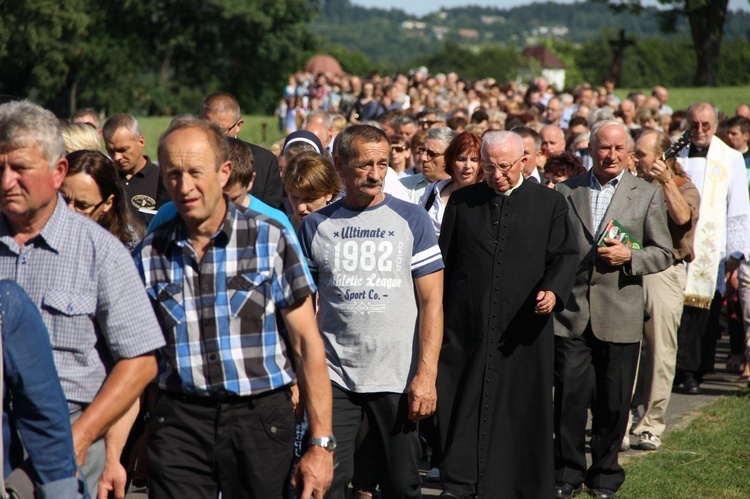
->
<box><xmin>282</xmin><ymin>151</ymin><xmax>343</xmax><ymax>229</ymax></box>
<box><xmin>61</xmin><ymin>122</ymin><xmax>101</xmax><ymax>153</ymax></box>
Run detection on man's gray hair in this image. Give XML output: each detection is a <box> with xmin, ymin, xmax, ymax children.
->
<box><xmin>0</xmin><ymin>100</ymin><xmax>65</xmax><ymax>165</ymax></box>
<box><xmin>102</xmin><ymin>114</ymin><xmax>143</xmax><ymax>142</ymax></box>
<box><xmin>481</xmin><ymin>131</ymin><xmax>524</xmax><ymax>159</ymax></box>
<box><xmin>426</xmin><ymin>126</ymin><xmax>456</xmax><ymax>146</ymax></box>
<box><xmin>589</xmin><ymin>119</ymin><xmax>633</xmax><ymax>151</ymax></box>
<box><xmin>306</xmin><ymin>110</ymin><xmax>333</xmax><ymax>128</ymax></box>
<box><xmin>588</xmin><ymin>107</ymin><xmax>616</xmax><ymax>129</ymax></box>
<box><xmin>686</xmin><ymin>102</ymin><xmax>719</xmax><ymax>124</ymax></box>
<box><xmin>394</xmin><ymin>114</ymin><xmax>417</xmax><ymax>128</ymax></box>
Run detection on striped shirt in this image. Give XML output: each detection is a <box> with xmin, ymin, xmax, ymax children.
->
<box><xmin>0</xmin><ymin>195</ymin><xmax>165</xmax><ymax>405</ymax></box>
<box><xmin>135</xmin><ymin>200</ymin><xmax>315</xmax><ymax>397</ymax></box>
<box><xmin>590</xmin><ymin>169</ymin><xmax>625</xmax><ymax>235</ymax></box>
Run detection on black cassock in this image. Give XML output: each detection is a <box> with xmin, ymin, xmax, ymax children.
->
<box><xmin>437</xmin><ymin>180</ymin><xmax>578</xmax><ymax>498</ymax></box>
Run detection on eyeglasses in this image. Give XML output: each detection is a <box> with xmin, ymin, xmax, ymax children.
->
<box><xmin>391</xmin><ymin>145</ymin><xmax>407</xmax><ymax>152</ymax></box>
<box><xmin>417</xmin><ymin>147</ymin><xmax>444</xmax><ymax>160</ymax></box>
<box><xmin>62</xmin><ymin>195</ymin><xmax>107</xmax><ymax>216</ymax></box>
<box><xmin>688</xmin><ymin>120</ymin><xmax>713</xmax><ymax>131</ymax></box>
<box><xmin>222</xmin><ymin>118</ymin><xmax>241</xmax><ymax>135</ymax></box>
<box><xmin>482</xmin><ymin>155</ymin><xmax>524</xmax><ymax>174</ymax></box>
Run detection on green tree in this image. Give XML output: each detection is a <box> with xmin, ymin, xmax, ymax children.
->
<box><xmin>595</xmin><ymin>0</ymin><xmax>732</xmax><ymax>86</ymax></box>
<box><xmin>0</xmin><ymin>0</ymin><xmax>91</xmax><ymax>109</ymax></box>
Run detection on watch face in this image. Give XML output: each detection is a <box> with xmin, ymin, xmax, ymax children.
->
<box><xmin>327</xmin><ymin>436</ymin><xmax>337</xmax><ymax>451</ymax></box>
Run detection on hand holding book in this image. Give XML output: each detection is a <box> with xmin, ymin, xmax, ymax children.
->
<box><xmin>597</xmin><ymin>219</ymin><xmax>638</xmax><ymax>266</ymax></box>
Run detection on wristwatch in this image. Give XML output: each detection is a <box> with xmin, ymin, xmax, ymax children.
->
<box><xmin>310</xmin><ymin>435</ymin><xmax>337</xmax><ymax>451</ymax></box>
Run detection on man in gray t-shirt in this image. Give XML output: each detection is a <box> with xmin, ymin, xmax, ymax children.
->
<box><xmin>299</xmin><ymin>125</ymin><xmax>444</xmax><ymax>498</ymax></box>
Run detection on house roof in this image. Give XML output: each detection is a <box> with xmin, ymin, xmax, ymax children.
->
<box><xmin>520</xmin><ymin>46</ymin><xmax>566</xmax><ymax>69</ymax></box>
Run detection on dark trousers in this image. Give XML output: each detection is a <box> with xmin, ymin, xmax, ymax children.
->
<box><xmin>553</xmin><ymin>329</ymin><xmax>640</xmax><ymax>491</ymax></box>
<box><xmin>148</xmin><ymin>388</ymin><xmax>295</xmax><ymax>499</ymax></box>
<box><xmin>326</xmin><ymin>384</ymin><xmax>422</xmax><ymax>499</ymax></box>
<box><xmin>676</xmin><ymin>303</ymin><xmax>712</xmax><ymax>376</ymax></box>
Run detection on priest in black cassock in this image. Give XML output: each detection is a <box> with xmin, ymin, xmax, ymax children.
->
<box><xmin>436</xmin><ymin>131</ymin><xmax>578</xmax><ymax>499</ymax></box>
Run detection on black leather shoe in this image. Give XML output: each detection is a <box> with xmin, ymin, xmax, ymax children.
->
<box><xmin>684</xmin><ymin>373</ymin><xmax>702</xmax><ymax>394</ymax></box>
<box><xmin>586</xmin><ymin>487</ymin><xmax>617</xmax><ymax>498</ymax></box>
<box><xmin>555</xmin><ymin>482</ymin><xmax>583</xmax><ymax>498</ymax></box>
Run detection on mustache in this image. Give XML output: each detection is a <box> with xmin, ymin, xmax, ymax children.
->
<box><xmin>361</xmin><ymin>180</ymin><xmax>383</xmax><ymax>188</ymax></box>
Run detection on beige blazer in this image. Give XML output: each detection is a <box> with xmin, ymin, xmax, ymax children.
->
<box><xmin>554</xmin><ymin>171</ymin><xmax>673</xmax><ymax>343</ymax></box>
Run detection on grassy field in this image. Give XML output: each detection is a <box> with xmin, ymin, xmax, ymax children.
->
<box><xmin>618</xmin><ymin>389</ymin><xmax>750</xmax><ymax>498</ymax></box>
<box><xmin>137</xmin><ymin>115</ymin><xmax>285</xmax><ymax>159</ymax></box>
<box><xmin>614</xmin><ymin>86</ymin><xmax>750</xmax><ymax>117</ymax></box>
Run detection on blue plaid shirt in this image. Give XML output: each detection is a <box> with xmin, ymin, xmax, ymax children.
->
<box><xmin>590</xmin><ymin>169</ymin><xmax>625</xmax><ymax>235</ymax></box>
<box><xmin>135</xmin><ymin>201</ymin><xmax>316</xmax><ymax>397</ymax></box>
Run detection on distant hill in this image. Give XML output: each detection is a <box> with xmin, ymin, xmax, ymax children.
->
<box><xmin>311</xmin><ymin>0</ymin><xmax>750</xmax><ymax>67</ymax></box>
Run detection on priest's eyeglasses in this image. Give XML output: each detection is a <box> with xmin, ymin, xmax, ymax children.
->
<box><xmin>482</xmin><ymin>155</ymin><xmax>524</xmax><ymax>175</ymax></box>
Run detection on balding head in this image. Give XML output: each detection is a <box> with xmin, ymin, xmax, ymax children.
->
<box><xmin>540</xmin><ymin>125</ymin><xmax>565</xmax><ymax>156</ymax></box>
<box><xmin>200</xmin><ymin>92</ymin><xmax>243</xmax><ymax>138</ymax></box>
<box><xmin>686</xmin><ymin>102</ymin><xmax>718</xmax><ymax>148</ymax></box>
<box><xmin>304</xmin><ymin>111</ymin><xmax>334</xmax><ymax>148</ymax></box>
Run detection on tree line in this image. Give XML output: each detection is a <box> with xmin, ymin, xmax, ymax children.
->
<box><xmin>1</xmin><ymin>0</ymin><xmax>747</xmax><ymax>117</ymax></box>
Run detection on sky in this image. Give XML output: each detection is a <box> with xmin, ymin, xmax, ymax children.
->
<box><xmin>349</xmin><ymin>0</ymin><xmax>748</xmax><ymax>16</ymax></box>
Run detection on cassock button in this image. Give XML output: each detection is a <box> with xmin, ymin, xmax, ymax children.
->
<box><xmin>493</xmin><ymin>240</ymin><xmax>498</xmax><ymax>244</ymax></box>
<box><xmin>503</xmin><ymin>224</ymin><xmax>507</xmax><ymax>228</ymax></box>
<box><xmin>492</xmin><ymin>313</ymin><xmax>497</xmax><ymax>317</ymax></box>
<box><xmin>493</xmin><ymin>221</ymin><xmax>499</xmax><ymax>225</ymax></box>
<box><xmin>495</xmin><ymin>274</ymin><xmax>499</xmax><ymax>278</ymax></box>
<box><xmin>502</xmin><ymin>236</ymin><xmax>506</xmax><ymax>240</ymax></box>
<box><xmin>492</xmin><ymin>203</ymin><xmax>498</xmax><ymax>207</ymax></box>
<box><xmin>489</xmin><ymin>353</ymin><xmax>493</xmax><ymax>357</ymax></box>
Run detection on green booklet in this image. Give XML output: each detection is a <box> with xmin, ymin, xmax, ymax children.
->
<box><xmin>597</xmin><ymin>218</ymin><xmax>642</xmax><ymax>249</ymax></box>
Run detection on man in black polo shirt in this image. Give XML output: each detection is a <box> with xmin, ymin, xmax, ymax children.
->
<box><xmin>199</xmin><ymin>92</ymin><xmax>285</xmax><ymax>209</ymax></box>
<box><xmin>103</xmin><ymin>114</ymin><xmax>170</xmax><ymax>224</ymax></box>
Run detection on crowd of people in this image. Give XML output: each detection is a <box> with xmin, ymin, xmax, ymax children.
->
<box><xmin>0</xmin><ymin>67</ymin><xmax>749</xmax><ymax>499</ymax></box>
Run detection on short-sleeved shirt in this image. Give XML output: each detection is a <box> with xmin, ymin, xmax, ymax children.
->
<box><xmin>298</xmin><ymin>194</ymin><xmax>444</xmax><ymax>394</ymax></box>
<box><xmin>0</xmin><ymin>196</ymin><xmax>166</xmax><ymax>405</ymax></box>
<box><xmin>120</xmin><ymin>156</ymin><xmax>170</xmax><ymax>225</ymax></box>
<box><xmin>135</xmin><ymin>200</ymin><xmax>316</xmax><ymax>397</ymax></box>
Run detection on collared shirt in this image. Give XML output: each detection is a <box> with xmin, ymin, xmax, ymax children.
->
<box><xmin>590</xmin><ymin>169</ymin><xmax>625</xmax><ymax>234</ymax></box>
<box><xmin>400</xmin><ymin>173</ymin><xmax>431</xmax><ymax>204</ymax></box>
<box><xmin>135</xmin><ymin>200</ymin><xmax>316</xmax><ymax>397</ymax></box>
<box><xmin>499</xmin><ymin>174</ymin><xmax>524</xmax><ymax>197</ymax></box>
<box><xmin>120</xmin><ymin>156</ymin><xmax>170</xmax><ymax>225</ymax></box>
<box><xmin>0</xmin><ymin>195</ymin><xmax>165</xmax><ymax>405</ymax></box>
<box><xmin>419</xmin><ymin>177</ymin><xmax>453</xmax><ymax>236</ymax></box>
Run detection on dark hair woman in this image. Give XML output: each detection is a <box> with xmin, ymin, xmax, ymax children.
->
<box><xmin>62</xmin><ymin>150</ymin><xmax>145</xmax><ymax>249</ymax></box>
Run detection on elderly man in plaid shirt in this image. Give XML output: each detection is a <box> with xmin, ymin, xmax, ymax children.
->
<box><xmin>0</xmin><ymin>101</ymin><xmax>165</xmax><ymax>497</ymax></box>
<box><xmin>135</xmin><ymin>119</ymin><xmax>333</xmax><ymax>499</ymax></box>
